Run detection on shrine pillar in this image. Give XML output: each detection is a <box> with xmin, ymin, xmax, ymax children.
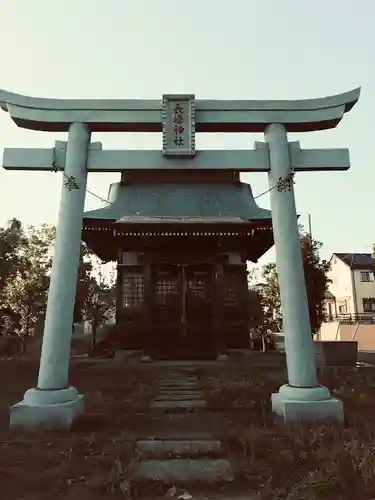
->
<box><xmin>265</xmin><ymin>123</ymin><xmax>343</xmax><ymax>422</ymax></box>
<box><xmin>10</xmin><ymin>122</ymin><xmax>91</xmax><ymax>430</ymax></box>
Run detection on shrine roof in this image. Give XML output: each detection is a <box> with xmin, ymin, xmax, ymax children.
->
<box><xmin>115</xmin><ymin>216</ymin><xmax>250</xmax><ymax>224</ymax></box>
<box><xmin>0</xmin><ymin>87</ymin><xmax>360</xmax><ymax>133</ymax></box>
<box><xmin>83</xmin><ymin>182</ymin><xmax>272</xmax><ymax>223</ymax></box>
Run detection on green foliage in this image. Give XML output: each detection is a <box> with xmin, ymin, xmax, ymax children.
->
<box><xmin>73</xmin><ymin>243</ymin><xmax>94</xmax><ymax>325</ymax></box>
<box><xmin>0</xmin><ymin>222</ymin><xmax>55</xmax><ymax>346</ymax></box>
<box><xmin>256</xmin><ymin>262</ymin><xmax>282</xmax><ymax>330</ymax></box>
<box><xmin>258</xmin><ymin>229</ymin><xmax>330</xmax><ymax>333</ymax></box>
<box><xmin>0</xmin><ymin>218</ymin><xmax>28</xmax><ymax>296</ymax></box>
<box><xmin>0</xmin><ymin>219</ymin><xmax>116</xmax><ymax>352</ymax></box>
<box><xmin>300</xmin><ymin>231</ymin><xmax>331</xmax><ymax>333</ymax></box>
<box><xmin>80</xmin><ymin>260</ymin><xmax>116</xmax><ymax>349</ymax></box>
<box><xmin>247</xmin><ymin>288</ymin><xmax>265</xmax><ymax>329</ymax></box>
<box><xmin>246</xmin><ymin>288</ymin><xmax>277</xmax><ymax>351</ymax></box>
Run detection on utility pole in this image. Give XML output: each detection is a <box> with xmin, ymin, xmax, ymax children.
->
<box><xmin>308</xmin><ymin>213</ymin><xmax>312</xmax><ymax>243</ymax></box>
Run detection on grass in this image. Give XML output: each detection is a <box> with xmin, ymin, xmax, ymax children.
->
<box><xmin>198</xmin><ymin>366</ymin><xmax>375</xmax><ymax>499</ymax></box>
<box><xmin>0</xmin><ymin>358</ymin><xmax>158</xmax><ymax>499</ymax></box>
<box><xmin>3</xmin><ymin>358</ymin><xmax>375</xmax><ymax>499</ymax></box>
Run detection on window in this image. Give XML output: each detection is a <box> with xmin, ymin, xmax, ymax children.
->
<box><xmin>155</xmin><ymin>270</ymin><xmax>179</xmax><ymax>306</ymax></box>
<box><xmin>363</xmin><ymin>298</ymin><xmax>375</xmax><ymax>313</ymax></box>
<box><xmin>122</xmin><ymin>273</ymin><xmax>144</xmax><ymax>307</ymax></box>
<box><xmin>360</xmin><ymin>272</ymin><xmax>371</xmax><ymax>282</ymax></box>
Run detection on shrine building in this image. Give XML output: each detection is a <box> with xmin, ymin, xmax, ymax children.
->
<box><xmin>82</xmin><ymin>170</ymin><xmax>273</xmax><ymax>359</ymax></box>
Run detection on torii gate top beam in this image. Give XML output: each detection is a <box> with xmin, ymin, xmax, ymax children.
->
<box><xmin>0</xmin><ymin>88</ymin><xmax>360</xmax><ymax>133</ymax></box>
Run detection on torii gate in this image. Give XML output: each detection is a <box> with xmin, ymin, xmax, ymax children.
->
<box><xmin>0</xmin><ymin>88</ymin><xmax>360</xmax><ymax>429</ymax></box>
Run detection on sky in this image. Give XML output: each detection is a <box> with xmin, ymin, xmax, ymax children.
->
<box><xmin>0</xmin><ymin>0</ymin><xmax>373</xmax><ymax>270</ymax></box>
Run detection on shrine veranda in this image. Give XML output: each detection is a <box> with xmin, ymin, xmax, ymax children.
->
<box><xmin>0</xmin><ymin>88</ymin><xmax>360</xmax><ymax>429</ymax></box>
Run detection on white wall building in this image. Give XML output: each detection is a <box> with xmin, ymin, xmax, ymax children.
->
<box><xmin>324</xmin><ymin>253</ymin><xmax>375</xmax><ymax>318</ymax></box>
<box><xmin>320</xmin><ymin>253</ymin><xmax>375</xmax><ymax>350</ymax></box>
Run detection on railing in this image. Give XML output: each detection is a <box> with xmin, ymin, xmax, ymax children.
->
<box><xmin>324</xmin><ymin>314</ymin><xmax>375</xmax><ymax>324</ymax></box>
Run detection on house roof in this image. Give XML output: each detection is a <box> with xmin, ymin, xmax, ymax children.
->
<box><xmin>324</xmin><ymin>290</ymin><xmax>335</xmax><ymax>300</ymax></box>
<box><xmin>333</xmin><ymin>253</ymin><xmax>373</xmax><ymax>270</ymax></box>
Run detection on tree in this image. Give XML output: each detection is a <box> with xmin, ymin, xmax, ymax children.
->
<box><xmin>73</xmin><ymin>243</ymin><xmax>94</xmax><ymax>328</ymax></box>
<box><xmin>300</xmin><ymin>231</ymin><xmax>331</xmax><ymax>333</ymax></box>
<box><xmin>0</xmin><ymin>218</ymin><xmax>28</xmax><ymax>298</ymax></box>
<box><xmin>247</xmin><ymin>288</ymin><xmax>271</xmax><ymax>351</ymax></box>
<box><xmin>256</xmin><ymin>263</ymin><xmax>283</xmax><ymax>330</ymax></box>
<box><xmin>0</xmin><ymin>219</ymin><xmax>115</xmax><ymax>353</ymax></box>
<box><xmin>0</xmin><ymin>224</ymin><xmax>55</xmax><ymax>351</ymax></box>
<box><xmin>258</xmin><ymin>229</ymin><xmax>330</xmax><ymax>334</ymax></box>
<box><xmin>81</xmin><ymin>259</ymin><xmax>116</xmax><ymax>349</ymax></box>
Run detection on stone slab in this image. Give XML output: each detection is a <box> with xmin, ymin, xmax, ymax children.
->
<box><xmin>155</xmin><ymin>393</ymin><xmax>204</xmax><ymax>401</ymax></box>
<box><xmin>158</xmin><ymin>386</ymin><xmax>200</xmax><ymax>392</ymax></box>
<box><xmin>158</xmin><ymin>387</ymin><xmax>200</xmax><ymax>392</ymax></box>
<box><xmin>142</xmin><ymin>431</ymin><xmax>216</xmax><ymax>440</ymax></box>
<box><xmin>159</xmin><ymin>386</ymin><xmax>199</xmax><ymax>391</ymax></box>
<box><xmin>151</xmin><ymin>400</ymin><xmax>207</xmax><ymax>410</ymax></box>
<box><xmin>157</xmin><ymin>387</ymin><xmax>201</xmax><ymax>392</ymax></box>
<box><xmin>165</xmin><ymin>382</ymin><xmax>198</xmax><ymax>386</ymax></box>
<box><xmin>159</xmin><ymin>377</ymin><xmax>198</xmax><ymax>381</ymax></box>
<box><xmin>159</xmin><ymin>381</ymin><xmax>198</xmax><ymax>386</ymax></box>
<box><xmin>136</xmin><ymin>439</ymin><xmax>222</xmax><ymax>458</ymax></box>
<box><xmin>133</xmin><ymin>458</ymin><xmax>234</xmax><ymax>483</ymax></box>
<box><xmin>271</xmin><ymin>393</ymin><xmax>344</xmax><ymax>423</ymax></box>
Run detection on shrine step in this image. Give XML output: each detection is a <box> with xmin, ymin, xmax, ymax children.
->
<box><xmin>151</xmin><ymin>399</ymin><xmax>207</xmax><ymax>412</ymax></box>
<box><xmin>158</xmin><ymin>381</ymin><xmax>198</xmax><ymax>386</ymax></box>
<box><xmin>131</xmin><ymin>458</ymin><xmax>234</xmax><ymax>485</ymax></box>
<box><xmin>155</xmin><ymin>393</ymin><xmax>204</xmax><ymax>401</ymax></box>
<box><xmin>136</xmin><ymin>439</ymin><xmax>222</xmax><ymax>459</ymax></box>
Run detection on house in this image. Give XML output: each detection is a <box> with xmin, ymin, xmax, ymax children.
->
<box><xmin>320</xmin><ymin>253</ymin><xmax>375</xmax><ymax>350</ymax></box>
<box><xmin>324</xmin><ymin>253</ymin><xmax>375</xmax><ymax>318</ymax></box>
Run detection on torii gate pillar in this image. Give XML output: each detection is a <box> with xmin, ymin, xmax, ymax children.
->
<box><xmin>266</xmin><ymin>124</ymin><xmax>343</xmax><ymax>422</ymax></box>
<box><xmin>10</xmin><ymin>123</ymin><xmax>91</xmax><ymax>429</ymax></box>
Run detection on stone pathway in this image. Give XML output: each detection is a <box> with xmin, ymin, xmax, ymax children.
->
<box><xmin>131</xmin><ymin>367</ymin><xmax>234</xmax><ymax>493</ymax></box>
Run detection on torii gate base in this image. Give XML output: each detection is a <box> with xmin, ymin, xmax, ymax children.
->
<box><xmin>0</xmin><ymin>88</ymin><xmax>360</xmax><ymax>430</ymax></box>
<box><xmin>271</xmin><ymin>385</ymin><xmax>343</xmax><ymax>424</ymax></box>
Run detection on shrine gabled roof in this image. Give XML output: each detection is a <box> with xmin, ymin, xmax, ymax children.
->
<box><xmin>83</xmin><ymin>182</ymin><xmax>272</xmax><ymax>223</ymax></box>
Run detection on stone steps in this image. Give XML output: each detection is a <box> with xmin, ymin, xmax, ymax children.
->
<box><xmin>131</xmin><ymin>368</ymin><xmax>234</xmax><ymax>493</ymax></box>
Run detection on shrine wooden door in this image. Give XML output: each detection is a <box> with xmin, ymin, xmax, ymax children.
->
<box><xmin>151</xmin><ymin>263</ymin><xmax>217</xmax><ymax>359</ymax></box>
